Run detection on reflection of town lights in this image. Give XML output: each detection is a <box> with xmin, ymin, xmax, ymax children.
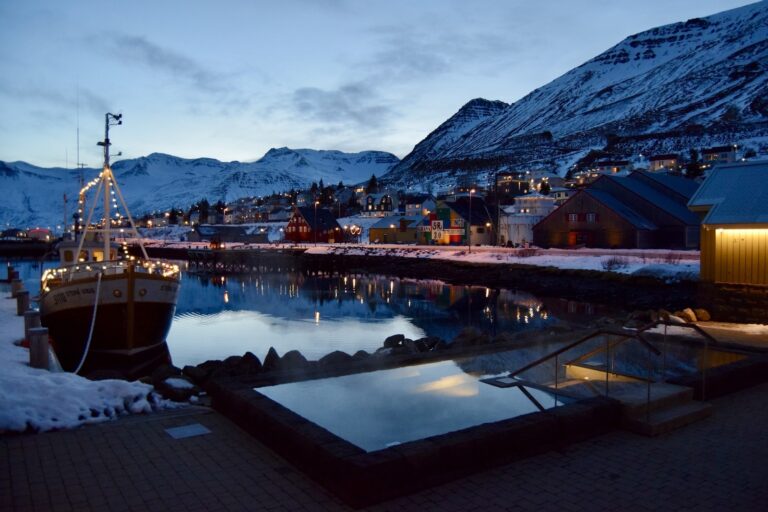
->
<box><xmin>314</xmin><ymin>311</ymin><xmax>320</xmax><ymax>323</ymax></box>
<box><xmin>223</xmin><ymin>291</ymin><xmax>229</xmax><ymax>303</ymax></box>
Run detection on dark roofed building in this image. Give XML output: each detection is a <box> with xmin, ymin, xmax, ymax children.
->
<box><xmin>533</xmin><ymin>171</ymin><xmax>700</xmax><ymax>249</ymax></box>
<box><xmin>188</xmin><ymin>224</ymin><xmax>269</xmax><ymax>244</ymax></box>
<box><xmin>701</xmin><ymin>145</ymin><xmax>737</xmax><ymax>165</ymax></box>
<box><xmin>284</xmin><ymin>206</ymin><xmax>340</xmax><ymax>243</ymax></box>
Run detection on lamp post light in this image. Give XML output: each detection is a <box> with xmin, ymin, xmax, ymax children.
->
<box><xmin>468</xmin><ymin>188</ymin><xmax>475</xmax><ymax>253</ymax></box>
<box><xmin>314</xmin><ymin>201</ymin><xmax>319</xmax><ymax>246</ymax></box>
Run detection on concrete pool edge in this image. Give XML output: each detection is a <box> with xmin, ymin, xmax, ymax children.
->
<box><xmin>209</xmin><ymin>378</ymin><xmax>621</xmax><ymax>507</ymax></box>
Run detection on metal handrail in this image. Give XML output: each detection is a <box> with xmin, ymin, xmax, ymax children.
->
<box><xmin>634</xmin><ymin>320</ymin><xmax>717</xmax><ymax>401</ymax></box>
<box><xmin>508</xmin><ymin>320</ymin><xmax>716</xmax><ymax>410</ymax></box>
<box><xmin>507</xmin><ymin>328</ymin><xmax>661</xmax><ymax>379</ymax></box>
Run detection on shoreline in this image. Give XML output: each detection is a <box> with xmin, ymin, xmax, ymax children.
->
<box><xmin>137</xmin><ymin>243</ymin><xmax>701</xmax><ymax>312</ymax></box>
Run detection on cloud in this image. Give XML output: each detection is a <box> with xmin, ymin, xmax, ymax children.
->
<box><xmin>106</xmin><ymin>34</ymin><xmax>224</xmax><ymax>93</ymax></box>
<box><xmin>363</xmin><ymin>22</ymin><xmax>516</xmax><ymax>83</ymax></box>
<box><xmin>0</xmin><ymin>83</ymin><xmax>109</xmax><ymax>115</ymax></box>
<box><xmin>292</xmin><ymin>82</ymin><xmax>396</xmax><ymax>129</ymax></box>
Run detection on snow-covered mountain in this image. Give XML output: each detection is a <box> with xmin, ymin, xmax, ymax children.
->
<box><xmin>0</xmin><ymin>148</ymin><xmax>398</xmax><ymax>228</ymax></box>
<box><xmin>385</xmin><ymin>1</ymin><xmax>768</xmax><ymax>188</ymax></box>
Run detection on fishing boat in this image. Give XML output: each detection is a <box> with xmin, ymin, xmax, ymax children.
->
<box><xmin>39</xmin><ymin>113</ymin><xmax>181</xmax><ymax>377</ymax></box>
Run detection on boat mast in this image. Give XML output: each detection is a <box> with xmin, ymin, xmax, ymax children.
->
<box><xmin>97</xmin><ymin>113</ymin><xmax>122</xmax><ymax>260</ymax></box>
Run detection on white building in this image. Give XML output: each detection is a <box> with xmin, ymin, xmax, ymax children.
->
<box><xmin>499</xmin><ymin>193</ymin><xmax>557</xmax><ymax>246</ymax></box>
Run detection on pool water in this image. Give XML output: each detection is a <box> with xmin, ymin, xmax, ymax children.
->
<box><xmin>256</xmin><ymin>359</ymin><xmax>570</xmax><ymax>452</ymax></box>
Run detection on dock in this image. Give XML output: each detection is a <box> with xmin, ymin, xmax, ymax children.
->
<box><xmin>186</xmin><ymin>247</ymin><xmax>307</xmax><ymax>274</ymax></box>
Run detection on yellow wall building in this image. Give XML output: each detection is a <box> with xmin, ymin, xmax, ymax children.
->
<box><xmin>688</xmin><ymin>161</ymin><xmax>768</xmax><ymax>286</ymax></box>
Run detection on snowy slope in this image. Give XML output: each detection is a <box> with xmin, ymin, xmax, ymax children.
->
<box><xmin>0</xmin><ymin>148</ymin><xmax>399</xmax><ymax>228</ymax></box>
<box><xmin>385</xmin><ymin>1</ymin><xmax>768</xmax><ymax>186</ymax></box>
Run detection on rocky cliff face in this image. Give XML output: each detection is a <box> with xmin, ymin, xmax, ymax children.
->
<box><xmin>385</xmin><ymin>1</ymin><xmax>768</xmax><ymax>189</ymax></box>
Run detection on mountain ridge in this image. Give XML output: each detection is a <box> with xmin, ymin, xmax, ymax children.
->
<box><xmin>0</xmin><ymin>148</ymin><xmax>399</xmax><ymax>228</ymax></box>
<box><xmin>383</xmin><ymin>1</ymin><xmax>768</xmax><ymax>189</ymax></box>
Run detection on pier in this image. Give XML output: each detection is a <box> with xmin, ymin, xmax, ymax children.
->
<box><xmin>186</xmin><ymin>247</ymin><xmax>307</xmax><ymax>274</ymax></box>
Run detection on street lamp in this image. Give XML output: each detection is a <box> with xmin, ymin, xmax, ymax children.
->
<box><xmin>468</xmin><ymin>188</ymin><xmax>475</xmax><ymax>253</ymax></box>
<box><xmin>314</xmin><ymin>201</ymin><xmax>319</xmax><ymax>246</ymax></box>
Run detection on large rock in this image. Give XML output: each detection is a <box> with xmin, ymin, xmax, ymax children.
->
<box><xmin>383</xmin><ymin>334</ymin><xmax>405</xmax><ymax>348</ymax></box>
<box><xmin>262</xmin><ymin>347</ymin><xmax>281</xmax><ymax>372</ymax></box>
<box><xmin>222</xmin><ymin>355</ymin><xmax>242</xmax><ymax>370</ymax></box>
<box><xmin>352</xmin><ymin>350</ymin><xmax>370</xmax><ymax>361</ymax></box>
<box><xmin>183</xmin><ymin>364</ymin><xmax>212</xmax><ymax>385</ymax></box>
<box><xmin>156</xmin><ymin>375</ymin><xmax>200</xmax><ymax>402</ymax></box>
<box><xmin>150</xmin><ymin>364</ymin><xmax>182</xmax><ymax>387</ymax></box>
<box><xmin>239</xmin><ymin>351</ymin><xmax>263</xmax><ymax>374</ymax></box>
<box><xmin>694</xmin><ymin>308</ymin><xmax>712</xmax><ymax>322</ymax></box>
<box><xmin>280</xmin><ymin>350</ymin><xmax>308</xmax><ymax>371</ymax></box>
<box><xmin>319</xmin><ymin>350</ymin><xmax>353</xmax><ymax>367</ymax></box>
<box><xmin>414</xmin><ymin>336</ymin><xmax>442</xmax><ymax>352</ymax></box>
<box><xmin>680</xmin><ymin>308</ymin><xmax>698</xmax><ymax>323</ymax></box>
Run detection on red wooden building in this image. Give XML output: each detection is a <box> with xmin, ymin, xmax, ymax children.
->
<box><xmin>284</xmin><ymin>206</ymin><xmax>341</xmax><ymax>243</ymax></box>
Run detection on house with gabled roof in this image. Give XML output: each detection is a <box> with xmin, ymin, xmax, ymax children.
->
<box><xmin>688</xmin><ymin>160</ymin><xmax>768</xmax><ymax>286</ymax></box>
<box><xmin>284</xmin><ymin>206</ymin><xmax>340</xmax><ymax>244</ymax></box>
<box><xmin>425</xmin><ymin>197</ymin><xmax>494</xmax><ymax>246</ymax></box>
<box><xmin>401</xmin><ymin>193</ymin><xmax>436</xmax><ymax>217</ymax></box>
<box><xmin>361</xmin><ymin>193</ymin><xmax>398</xmax><ymax>217</ymax></box>
<box><xmin>368</xmin><ymin>215</ymin><xmax>425</xmax><ymax>244</ymax></box>
<box><xmin>533</xmin><ymin>171</ymin><xmax>700</xmax><ymax>249</ymax></box>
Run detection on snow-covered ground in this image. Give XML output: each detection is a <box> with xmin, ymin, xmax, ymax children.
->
<box><xmin>128</xmin><ymin>222</ymin><xmax>701</xmax><ymax>282</ymax></box>
<box><xmin>307</xmin><ymin>245</ymin><xmax>701</xmax><ymax>282</ymax></box>
<box><xmin>0</xmin><ymin>286</ymin><xmax>174</xmax><ymax>433</ymax></box>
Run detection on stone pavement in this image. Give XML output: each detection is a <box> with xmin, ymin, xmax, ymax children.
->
<box><xmin>3</xmin><ymin>384</ymin><xmax>768</xmax><ymax>512</ymax></box>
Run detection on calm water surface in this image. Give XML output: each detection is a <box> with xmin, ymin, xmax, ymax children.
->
<box><xmin>167</xmin><ymin>268</ymin><xmax>579</xmax><ymax>367</ymax></box>
<box><xmin>3</xmin><ymin>259</ymin><xmax>619</xmax><ymax>368</ymax></box>
<box><xmin>258</xmin><ymin>358</ymin><xmax>570</xmax><ymax>451</ymax></box>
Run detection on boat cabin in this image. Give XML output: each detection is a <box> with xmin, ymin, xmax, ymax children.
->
<box><xmin>57</xmin><ymin>236</ymin><xmax>119</xmax><ymax>265</ymax></box>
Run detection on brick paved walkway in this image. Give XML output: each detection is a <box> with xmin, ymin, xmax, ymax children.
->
<box><xmin>3</xmin><ymin>384</ymin><xmax>768</xmax><ymax>512</ymax></box>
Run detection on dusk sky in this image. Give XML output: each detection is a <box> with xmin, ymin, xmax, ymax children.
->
<box><xmin>0</xmin><ymin>0</ymin><xmax>757</xmax><ymax>168</ymax></box>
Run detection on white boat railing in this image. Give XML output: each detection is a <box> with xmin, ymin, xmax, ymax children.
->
<box><xmin>41</xmin><ymin>259</ymin><xmax>180</xmax><ymax>291</ymax></box>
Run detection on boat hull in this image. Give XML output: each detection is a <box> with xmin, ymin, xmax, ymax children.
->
<box><xmin>39</xmin><ymin>268</ymin><xmax>180</xmax><ymax>376</ymax></box>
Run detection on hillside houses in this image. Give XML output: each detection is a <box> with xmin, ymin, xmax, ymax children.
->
<box><xmin>701</xmin><ymin>145</ymin><xmax>738</xmax><ymax>166</ymax></box>
<box><xmin>648</xmin><ymin>154</ymin><xmax>679</xmax><ymax>172</ymax></box>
